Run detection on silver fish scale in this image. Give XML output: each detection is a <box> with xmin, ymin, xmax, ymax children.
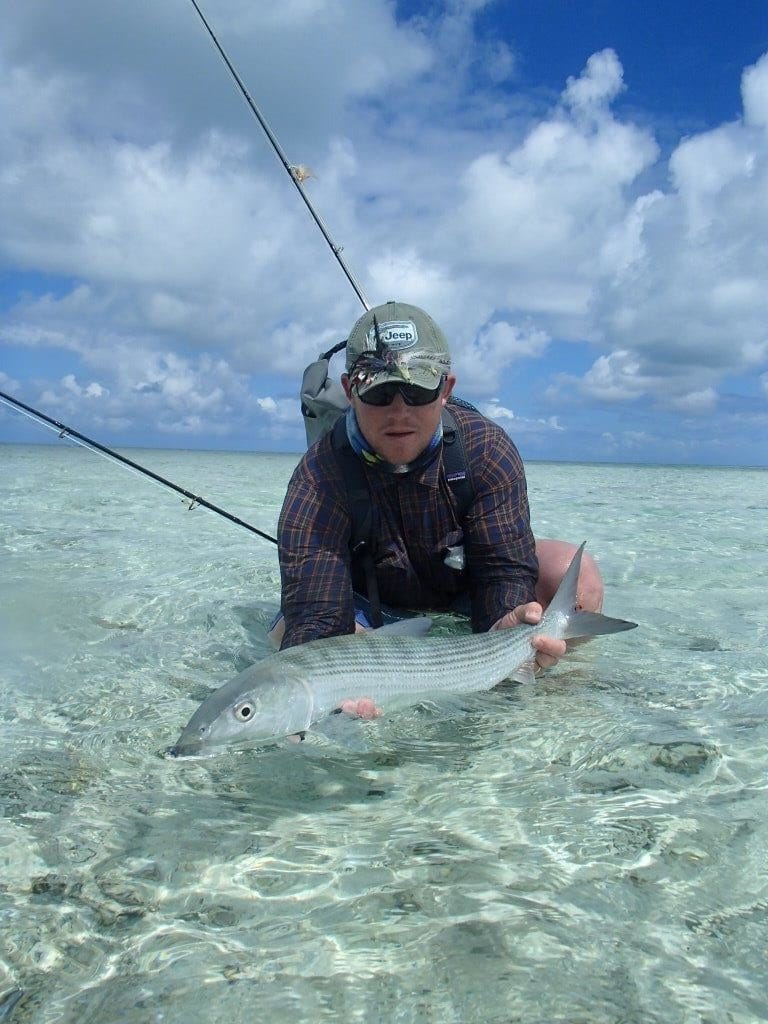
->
<box><xmin>275</xmin><ymin>625</ymin><xmax>539</xmax><ymax>711</ymax></box>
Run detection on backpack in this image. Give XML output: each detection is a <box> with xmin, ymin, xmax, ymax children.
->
<box><xmin>300</xmin><ymin>341</ymin><xmax>349</xmax><ymax>448</ymax></box>
<box><xmin>300</xmin><ymin>346</ymin><xmax>476</xmax><ymax>626</ymax></box>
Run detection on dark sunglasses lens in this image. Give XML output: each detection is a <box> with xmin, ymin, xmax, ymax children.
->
<box><xmin>359</xmin><ymin>379</ymin><xmax>444</xmax><ymax>407</ymax></box>
<box><xmin>404</xmin><ymin>383</ymin><xmax>442</xmax><ymax>405</ymax></box>
<box><xmin>359</xmin><ymin>384</ymin><xmax>398</xmax><ymax>406</ymax></box>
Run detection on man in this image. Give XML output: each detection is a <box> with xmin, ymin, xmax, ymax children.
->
<box><xmin>272</xmin><ymin>300</ymin><xmax>603</xmax><ymax>680</ymax></box>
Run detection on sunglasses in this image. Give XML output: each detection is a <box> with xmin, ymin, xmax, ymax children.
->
<box><xmin>357</xmin><ymin>377</ymin><xmax>446</xmax><ymax>407</ymax></box>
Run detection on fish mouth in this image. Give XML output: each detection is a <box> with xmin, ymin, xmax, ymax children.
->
<box><xmin>163</xmin><ymin>744</ymin><xmax>188</xmax><ymax>759</ymax></box>
<box><xmin>165</xmin><ymin>715</ymin><xmax>218</xmax><ymax>758</ymax></box>
<box><xmin>163</xmin><ymin>739</ymin><xmax>208</xmax><ymax>760</ymax></box>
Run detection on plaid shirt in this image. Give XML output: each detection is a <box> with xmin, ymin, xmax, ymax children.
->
<box><xmin>278</xmin><ymin>404</ymin><xmax>537</xmax><ymax>649</ymax></box>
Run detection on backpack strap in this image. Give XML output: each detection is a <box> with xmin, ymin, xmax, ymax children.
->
<box><xmin>440</xmin><ymin>405</ymin><xmax>474</xmax><ymax>519</ymax></box>
<box><xmin>331</xmin><ymin>417</ymin><xmax>383</xmax><ymax>627</ymax></box>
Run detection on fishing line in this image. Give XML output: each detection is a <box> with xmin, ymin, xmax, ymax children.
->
<box><xmin>0</xmin><ymin>389</ymin><xmax>278</xmax><ymax>546</ymax></box>
<box><xmin>187</xmin><ymin>0</ymin><xmax>371</xmax><ymax>312</ymax></box>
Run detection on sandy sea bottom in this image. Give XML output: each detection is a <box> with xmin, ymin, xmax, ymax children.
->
<box><xmin>1</xmin><ymin>444</ymin><xmax>768</xmax><ymax>1023</ymax></box>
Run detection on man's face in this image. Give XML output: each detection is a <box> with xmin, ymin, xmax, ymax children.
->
<box><xmin>342</xmin><ymin>374</ymin><xmax>457</xmax><ymax>465</ymax></box>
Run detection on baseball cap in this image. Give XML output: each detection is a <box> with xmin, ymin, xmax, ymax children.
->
<box><xmin>345</xmin><ymin>301</ymin><xmax>452</xmax><ymax>395</ymax></box>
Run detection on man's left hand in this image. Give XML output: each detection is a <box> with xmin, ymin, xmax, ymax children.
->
<box><xmin>490</xmin><ymin>602</ymin><xmax>566</xmax><ymax>673</ymax></box>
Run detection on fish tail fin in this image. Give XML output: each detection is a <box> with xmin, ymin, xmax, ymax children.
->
<box><xmin>550</xmin><ymin>542</ymin><xmax>638</xmax><ymax>641</ymax></box>
<box><xmin>561</xmin><ymin>610</ymin><xmax>638</xmax><ymax>640</ymax></box>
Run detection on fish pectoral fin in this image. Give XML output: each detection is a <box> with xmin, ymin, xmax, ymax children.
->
<box><xmin>311</xmin><ymin>713</ymin><xmax>374</xmax><ymax>752</ymax></box>
<box><xmin>511</xmin><ymin>659</ymin><xmax>537</xmax><ymax>686</ymax></box>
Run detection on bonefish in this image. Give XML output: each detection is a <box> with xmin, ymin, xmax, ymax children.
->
<box><xmin>168</xmin><ymin>543</ymin><xmax>637</xmax><ymax>757</ymax></box>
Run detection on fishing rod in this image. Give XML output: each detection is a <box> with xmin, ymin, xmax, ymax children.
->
<box><xmin>188</xmin><ymin>0</ymin><xmax>371</xmax><ymax>312</ymax></box>
<box><xmin>0</xmin><ymin>389</ymin><xmax>278</xmax><ymax>546</ymax></box>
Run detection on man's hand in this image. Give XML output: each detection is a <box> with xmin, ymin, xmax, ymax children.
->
<box><xmin>490</xmin><ymin>602</ymin><xmax>566</xmax><ymax>673</ymax></box>
<box><xmin>337</xmin><ymin>697</ymin><xmax>380</xmax><ymax>719</ymax></box>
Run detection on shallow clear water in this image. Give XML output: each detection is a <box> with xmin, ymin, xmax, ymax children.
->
<box><xmin>1</xmin><ymin>443</ymin><xmax>767</xmax><ymax>1023</ymax></box>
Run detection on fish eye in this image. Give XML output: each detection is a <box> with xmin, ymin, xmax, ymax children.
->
<box><xmin>234</xmin><ymin>701</ymin><xmax>254</xmax><ymax>722</ymax></box>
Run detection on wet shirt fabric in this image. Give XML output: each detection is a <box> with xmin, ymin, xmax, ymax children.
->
<box><xmin>277</xmin><ymin>404</ymin><xmax>537</xmax><ymax>650</ymax></box>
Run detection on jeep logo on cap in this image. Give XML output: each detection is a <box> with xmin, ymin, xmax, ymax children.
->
<box><xmin>366</xmin><ymin>319</ymin><xmax>418</xmax><ymax>351</ymax></box>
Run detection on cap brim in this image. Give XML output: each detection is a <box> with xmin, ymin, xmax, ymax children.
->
<box><xmin>356</xmin><ymin>365</ymin><xmax>445</xmax><ymax>395</ymax></box>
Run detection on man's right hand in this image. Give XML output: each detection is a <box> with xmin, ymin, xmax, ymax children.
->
<box><xmin>490</xmin><ymin>602</ymin><xmax>566</xmax><ymax>673</ymax></box>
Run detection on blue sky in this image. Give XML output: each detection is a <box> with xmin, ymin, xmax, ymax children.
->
<box><xmin>1</xmin><ymin>0</ymin><xmax>767</xmax><ymax>465</ymax></box>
